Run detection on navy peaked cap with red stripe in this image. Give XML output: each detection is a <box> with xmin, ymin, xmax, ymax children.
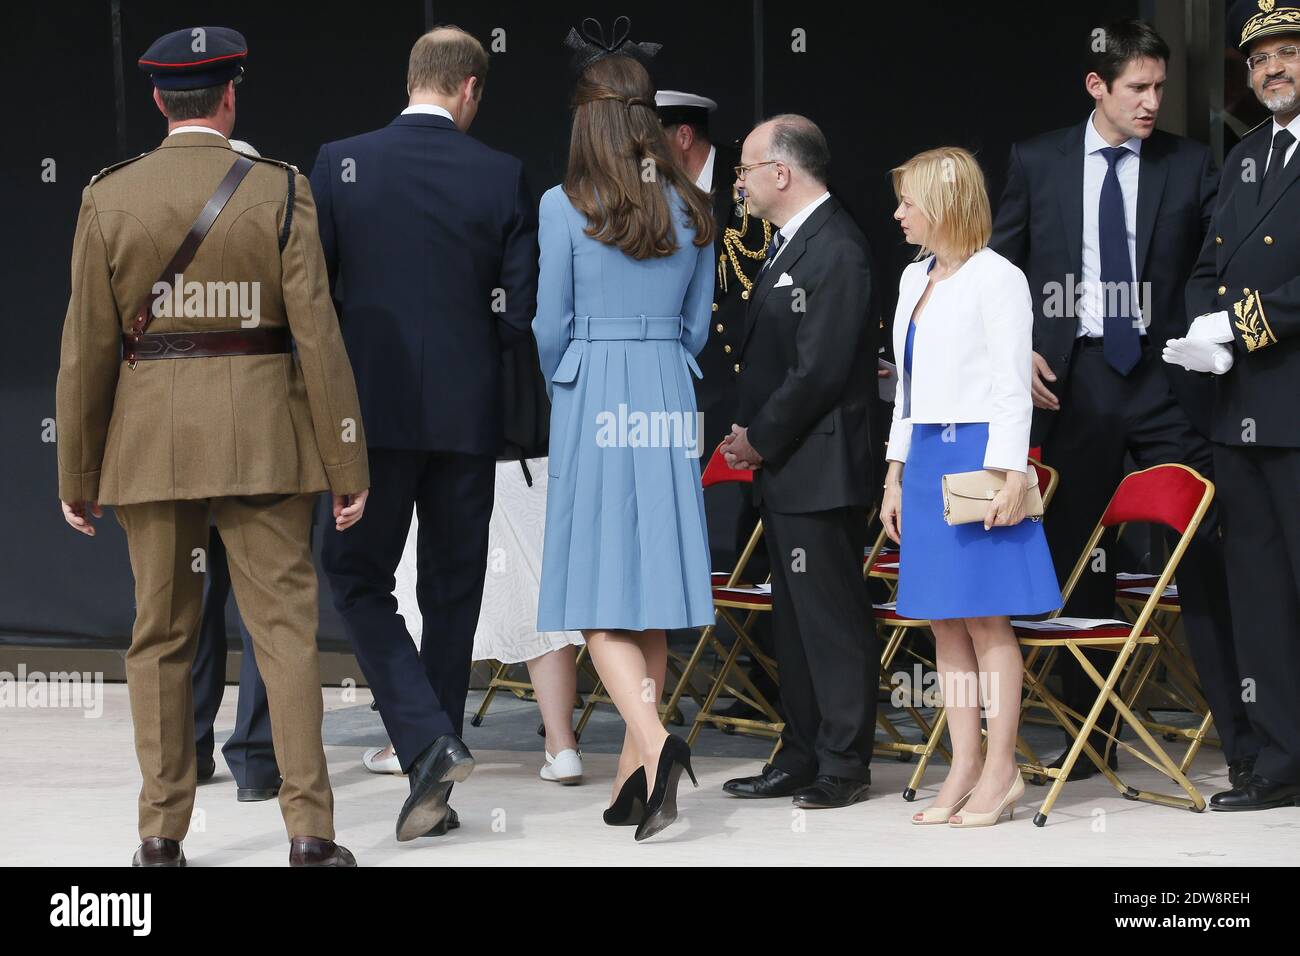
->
<box><xmin>139</xmin><ymin>26</ymin><xmax>247</xmax><ymax>90</ymax></box>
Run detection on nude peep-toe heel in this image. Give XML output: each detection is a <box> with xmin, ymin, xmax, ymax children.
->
<box><xmin>948</xmin><ymin>774</ymin><xmax>1026</xmax><ymax>828</ymax></box>
<box><xmin>911</xmin><ymin>787</ymin><xmax>976</xmax><ymax>825</ymax></box>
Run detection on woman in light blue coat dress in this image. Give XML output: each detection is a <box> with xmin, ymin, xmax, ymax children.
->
<box><xmin>533</xmin><ymin>50</ymin><xmax>713</xmax><ymax>840</ymax></box>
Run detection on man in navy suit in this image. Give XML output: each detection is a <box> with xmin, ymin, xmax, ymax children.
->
<box><xmin>310</xmin><ymin>26</ymin><xmax>539</xmax><ymax>842</ymax></box>
<box><xmin>991</xmin><ymin>19</ymin><xmax>1256</xmax><ymax>787</ymax></box>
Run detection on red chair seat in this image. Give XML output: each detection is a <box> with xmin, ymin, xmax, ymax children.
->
<box><xmin>1115</xmin><ymin>574</ymin><xmax>1159</xmax><ymax>590</ymax></box>
<box><xmin>1013</xmin><ymin>624</ymin><xmax>1135</xmax><ymax>640</ymax></box>
<box><xmin>711</xmin><ymin>571</ymin><xmax>752</xmax><ymax>587</ymax></box>
<box><xmin>1116</xmin><ymin>586</ymin><xmax>1179</xmax><ymax>605</ymax></box>
<box><xmin>872</xmin><ymin>603</ymin><xmax>925</xmax><ymax>623</ymax></box>
<box><xmin>712</xmin><ymin>585</ymin><xmax>773</xmax><ymax>608</ymax></box>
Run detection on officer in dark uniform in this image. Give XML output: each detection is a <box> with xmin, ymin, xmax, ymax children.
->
<box><xmin>1173</xmin><ymin>0</ymin><xmax>1300</xmax><ymax>811</ymax></box>
<box><xmin>658</xmin><ymin>91</ymin><xmax>777</xmax><ymax>718</ymax></box>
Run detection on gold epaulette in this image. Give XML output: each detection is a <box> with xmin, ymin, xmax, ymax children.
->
<box><xmin>248</xmin><ymin>154</ymin><xmax>300</xmax><ymax>175</ymax></box>
<box><xmin>88</xmin><ymin>149</ymin><xmax>154</xmax><ymax>185</ymax></box>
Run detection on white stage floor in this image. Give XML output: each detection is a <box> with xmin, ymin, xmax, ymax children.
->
<box><xmin>3</xmin><ymin>683</ymin><xmax>1295</xmax><ymax>866</ymax></box>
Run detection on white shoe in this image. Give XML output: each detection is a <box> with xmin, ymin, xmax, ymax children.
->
<box><xmin>539</xmin><ymin>749</ymin><xmax>583</xmax><ymax>785</ymax></box>
<box><xmin>362</xmin><ymin>745</ymin><xmax>404</xmax><ymax>775</ymax></box>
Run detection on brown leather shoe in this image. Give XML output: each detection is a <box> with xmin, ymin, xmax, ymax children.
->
<box><xmin>289</xmin><ymin>836</ymin><xmax>357</xmax><ymax>867</ymax></box>
<box><xmin>132</xmin><ymin>837</ymin><xmax>185</xmax><ymax>867</ymax></box>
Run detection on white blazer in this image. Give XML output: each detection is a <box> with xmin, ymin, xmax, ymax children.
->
<box><xmin>885</xmin><ymin>247</ymin><xmax>1034</xmax><ymax>472</ymax></box>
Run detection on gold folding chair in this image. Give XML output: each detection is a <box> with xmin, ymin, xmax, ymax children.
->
<box><xmin>1013</xmin><ymin>463</ymin><xmax>1214</xmax><ymax>826</ymax></box>
<box><xmin>1112</xmin><ymin>566</ymin><xmax>1220</xmax><ymax>773</ymax></box>
<box><xmin>471</xmin><ymin>649</ymin><xmax>590</xmax><ymax>736</ymax></box>
<box><xmin>865</xmin><ymin>523</ymin><xmax>901</xmax><ymax>600</ymax></box>
<box><xmin>677</xmin><ymin>445</ymin><xmax>784</xmax><ymax>754</ymax></box>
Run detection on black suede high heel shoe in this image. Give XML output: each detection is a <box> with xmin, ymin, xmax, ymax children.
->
<box><xmin>603</xmin><ymin>767</ymin><xmax>647</xmax><ymax>826</ymax></box>
<box><xmin>635</xmin><ymin>734</ymin><xmax>698</xmax><ymax>842</ymax></box>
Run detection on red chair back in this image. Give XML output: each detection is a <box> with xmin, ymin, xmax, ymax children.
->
<box><xmin>1028</xmin><ymin>458</ymin><xmax>1051</xmax><ymax>494</ymax></box>
<box><xmin>1100</xmin><ymin>464</ymin><xmax>1212</xmax><ymax>534</ymax></box>
<box><xmin>701</xmin><ymin>441</ymin><xmax>754</xmax><ymax>488</ymax></box>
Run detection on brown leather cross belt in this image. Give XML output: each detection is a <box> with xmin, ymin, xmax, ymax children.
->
<box><xmin>122</xmin><ymin>327</ymin><xmax>292</xmax><ymax>362</ymax></box>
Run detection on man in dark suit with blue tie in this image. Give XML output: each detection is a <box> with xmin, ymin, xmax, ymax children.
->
<box><xmin>310</xmin><ymin>26</ymin><xmax>539</xmax><ymax>842</ymax></box>
<box><xmin>991</xmin><ymin>19</ymin><xmax>1257</xmax><ymax>787</ymax></box>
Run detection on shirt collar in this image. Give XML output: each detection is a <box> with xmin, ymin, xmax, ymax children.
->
<box><xmin>1084</xmin><ymin>110</ymin><xmax>1143</xmax><ymax>158</ymax></box>
<box><xmin>402</xmin><ymin>103</ymin><xmax>455</xmax><ymax>122</ymax></box>
<box><xmin>168</xmin><ymin>125</ymin><xmax>228</xmax><ymax>139</ymax></box>
<box><xmin>694</xmin><ymin>144</ymin><xmax>716</xmax><ymax>191</ymax></box>
<box><xmin>1271</xmin><ymin>110</ymin><xmax>1300</xmax><ymax>142</ymax></box>
<box><xmin>778</xmin><ymin>191</ymin><xmax>832</xmax><ymax>243</ymax></box>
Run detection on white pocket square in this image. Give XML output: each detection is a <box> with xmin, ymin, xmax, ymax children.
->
<box><xmin>774</xmin><ymin>272</ymin><xmax>794</xmax><ymax>288</ymax></box>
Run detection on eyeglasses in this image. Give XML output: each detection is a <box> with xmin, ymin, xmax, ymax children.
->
<box><xmin>734</xmin><ymin>160</ymin><xmax>781</xmax><ymax>180</ymax></box>
<box><xmin>1247</xmin><ymin>45</ymin><xmax>1300</xmax><ymax>72</ymax></box>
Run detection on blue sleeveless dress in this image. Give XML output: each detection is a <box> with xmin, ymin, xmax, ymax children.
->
<box><xmin>895</xmin><ymin>317</ymin><xmax>1061</xmax><ymax>621</ymax></box>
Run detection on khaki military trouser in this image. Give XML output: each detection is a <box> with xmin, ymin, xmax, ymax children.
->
<box><xmin>114</xmin><ymin>493</ymin><xmax>334</xmax><ymax>842</ymax></box>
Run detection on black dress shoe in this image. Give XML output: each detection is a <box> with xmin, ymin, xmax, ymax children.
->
<box><xmin>289</xmin><ymin>836</ymin><xmax>357</xmax><ymax>867</ymax></box>
<box><xmin>722</xmin><ymin>764</ymin><xmax>812</xmax><ymax>799</ymax></box>
<box><xmin>196</xmin><ymin>754</ymin><xmax>216</xmax><ymax>783</ymax></box>
<box><xmin>635</xmin><ymin>735</ymin><xmax>698</xmax><ymax>842</ymax></box>
<box><xmin>1210</xmin><ymin>774</ymin><xmax>1300</xmax><ymax>812</ymax></box>
<box><xmin>604</xmin><ymin>767</ymin><xmax>647</xmax><ymax>826</ymax></box>
<box><xmin>1029</xmin><ymin>746</ymin><xmax>1118</xmax><ymax>785</ymax></box>
<box><xmin>423</xmin><ymin>807</ymin><xmax>460</xmax><ymax>837</ymax></box>
<box><xmin>1228</xmin><ymin>755</ymin><xmax>1257</xmax><ymax>790</ymax></box>
<box><xmin>396</xmin><ymin>734</ymin><xmax>475</xmax><ymax>842</ymax></box>
<box><xmin>237</xmin><ymin>780</ymin><xmax>282</xmax><ymax>802</ymax></box>
<box><xmin>132</xmin><ymin>837</ymin><xmax>185</xmax><ymax>867</ymax></box>
<box><xmin>791</xmin><ymin>775</ymin><xmax>870</xmax><ymax>809</ymax></box>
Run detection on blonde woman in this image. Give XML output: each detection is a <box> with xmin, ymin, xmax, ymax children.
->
<box><xmin>880</xmin><ymin>148</ymin><xmax>1060</xmax><ymax>827</ymax></box>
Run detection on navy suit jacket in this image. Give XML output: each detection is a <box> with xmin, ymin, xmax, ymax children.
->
<box><xmin>310</xmin><ymin>112</ymin><xmax>539</xmax><ymax>454</ymax></box>
<box><xmin>990</xmin><ymin>122</ymin><xmax>1219</xmax><ymax>443</ymax></box>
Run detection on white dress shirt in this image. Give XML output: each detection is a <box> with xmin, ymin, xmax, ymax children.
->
<box><xmin>1265</xmin><ymin>111</ymin><xmax>1300</xmax><ymax>172</ymax></box>
<box><xmin>694</xmin><ymin>144</ymin><xmax>716</xmax><ymax>191</ymax></box>
<box><xmin>772</xmin><ymin>191</ymin><xmax>831</xmax><ymax>264</ymax></box>
<box><xmin>886</xmin><ymin>248</ymin><xmax>1035</xmax><ymax>472</ymax></box>
<box><xmin>401</xmin><ymin>103</ymin><xmax>455</xmax><ymax>122</ymax></box>
<box><xmin>1079</xmin><ymin>111</ymin><xmax>1143</xmax><ymax>337</ymax></box>
<box><xmin>169</xmin><ymin>125</ymin><xmax>227</xmax><ymax>139</ymax></box>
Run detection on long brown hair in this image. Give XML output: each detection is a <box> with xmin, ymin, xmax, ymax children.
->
<box><xmin>564</xmin><ymin>55</ymin><xmax>715</xmax><ymax>259</ymax></box>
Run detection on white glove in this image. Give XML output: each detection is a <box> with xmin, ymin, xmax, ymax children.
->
<box><xmin>1163</xmin><ymin>337</ymin><xmax>1234</xmax><ymax>374</ymax></box>
<box><xmin>1187</xmin><ymin>311</ymin><xmax>1233</xmax><ymax>344</ymax></box>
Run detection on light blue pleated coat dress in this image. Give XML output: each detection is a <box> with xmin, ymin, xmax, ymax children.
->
<box><xmin>534</xmin><ymin>183</ymin><xmax>715</xmax><ymax>632</ymax></box>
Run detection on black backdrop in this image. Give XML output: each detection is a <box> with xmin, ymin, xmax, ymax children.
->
<box><xmin>0</xmin><ymin>0</ymin><xmax>1137</xmax><ymax>650</ymax></box>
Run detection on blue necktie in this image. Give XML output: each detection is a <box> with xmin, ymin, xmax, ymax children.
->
<box><xmin>1098</xmin><ymin>145</ymin><xmax>1140</xmax><ymax>375</ymax></box>
<box><xmin>759</xmin><ymin>230</ymin><xmax>785</xmax><ymax>276</ymax></box>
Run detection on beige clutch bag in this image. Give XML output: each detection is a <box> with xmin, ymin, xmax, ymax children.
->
<box><xmin>941</xmin><ymin>468</ymin><xmax>1044</xmax><ymax>526</ymax></box>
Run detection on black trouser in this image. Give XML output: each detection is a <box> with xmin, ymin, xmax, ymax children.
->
<box><xmin>322</xmin><ymin>448</ymin><xmax>495</xmax><ymax>770</ymax></box>
<box><xmin>1042</xmin><ymin>339</ymin><xmax>1257</xmax><ymax>764</ymax></box>
<box><xmin>760</xmin><ymin>504</ymin><xmax>877</xmax><ymax>781</ymax></box>
<box><xmin>192</xmin><ymin>526</ymin><xmax>280</xmax><ymax>789</ymax></box>
<box><xmin>1213</xmin><ymin>444</ymin><xmax>1300</xmax><ymax>783</ymax></box>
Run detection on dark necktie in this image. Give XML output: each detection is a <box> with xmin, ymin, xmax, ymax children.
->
<box><xmin>1259</xmin><ymin>127</ymin><xmax>1296</xmax><ymax>206</ymax></box>
<box><xmin>759</xmin><ymin>229</ymin><xmax>785</xmax><ymax>276</ymax></box>
<box><xmin>1098</xmin><ymin>145</ymin><xmax>1140</xmax><ymax>375</ymax></box>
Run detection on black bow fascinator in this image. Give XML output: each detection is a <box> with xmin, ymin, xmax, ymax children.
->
<box><xmin>562</xmin><ymin>16</ymin><xmax>661</xmax><ymax>75</ymax></box>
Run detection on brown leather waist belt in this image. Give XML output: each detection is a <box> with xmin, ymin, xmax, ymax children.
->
<box><xmin>122</xmin><ymin>328</ymin><xmax>292</xmax><ymax>362</ymax></box>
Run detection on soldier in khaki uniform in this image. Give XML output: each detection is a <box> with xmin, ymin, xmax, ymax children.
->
<box><xmin>55</xmin><ymin>27</ymin><xmax>369</xmax><ymax>866</ymax></box>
